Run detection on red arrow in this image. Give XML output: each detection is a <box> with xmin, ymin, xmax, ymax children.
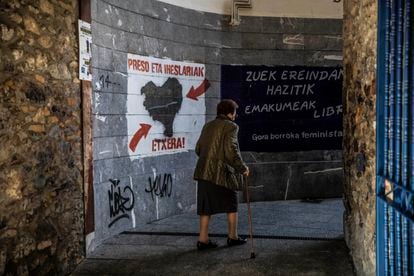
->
<box><xmin>186</xmin><ymin>79</ymin><xmax>210</xmax><ymax>101</ymax></box>
<box><xmin>129</xmin><ymin>124</ymin><xmax>152</xmax><ymax>152</ymax></box>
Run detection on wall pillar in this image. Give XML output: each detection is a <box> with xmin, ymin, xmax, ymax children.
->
<box><xmin>343</xmin><ymin>0</ymin><xmax>377</xmax><ymax>274</ymax></box>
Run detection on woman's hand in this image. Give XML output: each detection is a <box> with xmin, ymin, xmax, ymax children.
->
<box><xmin>243</xmin><ymin>166</ymin><xmax>250</xmax><ymax>177</ymax></box>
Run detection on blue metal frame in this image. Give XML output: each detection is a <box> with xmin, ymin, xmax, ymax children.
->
<box><xmin>377</xmin><ymin>0</ymin><xmax>414</xmax><ymax>275</ymax></box>
<box><xmin>409</xmin><ymin>3</ymin><xmax>414</xmax><ymax>274</ymax></box>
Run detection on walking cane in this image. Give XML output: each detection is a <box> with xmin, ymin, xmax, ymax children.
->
<box><xmin>244</xmin><ymin>174</ymin><xmax>256</xmax><ymax>259</ymax></box>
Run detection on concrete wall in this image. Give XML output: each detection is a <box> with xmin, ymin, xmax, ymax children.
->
<box><xmin>90</xmin><ymin>0</ymin><xmax>343</xmax><ymax>249</ymax></box>
<box><xmin>343</xmin><ymin>0</ymin><xmax>377</xmax><ymax>274</ymax></box>
<box><xmin>0</xmin><ymin>1</ymin><xmax>84</xmax><ymax>275</ymax></box>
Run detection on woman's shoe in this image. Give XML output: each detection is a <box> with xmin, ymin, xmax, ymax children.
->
<box><xmin>227</xmin><ymin>237</ymin><xmax>247</xmax><ymax>247</ymax></box>
<box><xmin>197</xmin><ymin>240</ymin><xmax>218</xmax><ymax>250</ymax></box>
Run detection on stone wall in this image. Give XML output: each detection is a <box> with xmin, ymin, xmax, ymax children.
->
<box><xmin>0</xmin><ymin>1</ymin><xmax>84</xmax><ymax>275</ymax></box>
<box><xmin>90</xmin><ymin>0</ymin><xmax>344</xmax><ymax>249</ymax></box>
<box><xmin>343</xmin><ymin>0</ymin><xmax>377</xmax><ymax>274</ymax></box>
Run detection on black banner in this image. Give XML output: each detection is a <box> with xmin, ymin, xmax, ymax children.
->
<box><xmin>221</xmin><ymin>65</ymin><xmax>343</xmax><ymax>152</ymax></box>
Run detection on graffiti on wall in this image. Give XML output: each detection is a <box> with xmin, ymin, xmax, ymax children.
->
<box><xmin>107</xmin><ymin>179</ymin><xmax>135</xmax><ymax>228</ymax></box>
<box><xmin>127</xmin><ymin>54</ymin><xmax>208</xmax><ymax>159</ymax></box>
<box><xmin>98</xmin><ymin>73</ymin><xmax>121</xmax><ymax>90</ymax></box>
<box><xmin>145</xmin><ymin>173</ymin><xmax>173</xmax><ymax>201</ymax></box>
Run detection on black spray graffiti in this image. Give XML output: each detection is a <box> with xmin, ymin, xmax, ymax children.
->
<box><xmin>108</xmin><ymin>179</ymin><xmax>135</xmax><ymax>228</ymax></box>
<box><xmin>98</xmin><ymin>74</ymin><xmax>121</xmax><ymax>90</ymax></box>
<box><xmin>145</xmin><ymin>173</ymin><xmax>173</xmax><ymax>201</ymax></box>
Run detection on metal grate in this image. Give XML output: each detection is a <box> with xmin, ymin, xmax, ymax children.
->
<box><xmin>376</xmin><ymin>0</ymin><xmax>414</xmax><ymax>275</ymax></box>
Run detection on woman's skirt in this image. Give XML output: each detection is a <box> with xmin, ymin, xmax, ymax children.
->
<box><xmin>197</xmin><ymin>180</ymin><xmax>238</xmax><ymax>215</ymax></box>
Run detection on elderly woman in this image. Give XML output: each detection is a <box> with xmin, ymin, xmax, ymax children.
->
<box><xmin>194</xmin><ymin>99</ymin><xmax>250</xmax><ymax>250</ymax></box>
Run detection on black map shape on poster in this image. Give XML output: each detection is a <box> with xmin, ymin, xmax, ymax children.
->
<box><xmin>141</xmin><ymin>77</ymin><xmax>183</xmax><ymax>137</ymax></box>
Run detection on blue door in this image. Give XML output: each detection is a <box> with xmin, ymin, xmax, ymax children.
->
<box><xmin>376</xmin><ymin>0</ymin><xmax>414</xmax><ymax>275</ymax></box>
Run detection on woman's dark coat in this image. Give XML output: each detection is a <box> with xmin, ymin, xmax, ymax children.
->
<box><xmin>193</xmin><ymin>115</ymin><xmax>246</xmax><ymax>190</ymax></box>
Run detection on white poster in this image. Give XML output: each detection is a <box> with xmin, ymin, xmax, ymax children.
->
<box><xmin>78</xmin><ymin>20</ymin><xmax>92</xmax><ymax>81</ymax></box>
<box><xmin>127</xmin><ymin>54</ymin><xmax>208</xmax><ymax>159</ymax></box>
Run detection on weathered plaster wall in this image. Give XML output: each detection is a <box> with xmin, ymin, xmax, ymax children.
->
<box><xmin>343</xmin><ymin>0</ymin><xmax>377</xmax><ymax>274</ymax></box>
<box><xmin>90</xmin><ymin>0</ymin><xmax>344</xmax><ymax>249</ymax></box>
<box><xmin>0</xmin><ymin>1</ymin><xmax>84</xmax><ymax>275</ymax></box>
<box><xmin>157</xmin><ymin>0</ymin><xmax>343</xmax><ymax>19</ymax></box>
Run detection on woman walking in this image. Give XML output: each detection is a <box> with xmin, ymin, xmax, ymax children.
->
<box><xmin>194</xmin><ymin>99</ymin><xmax>250</xmax><ymax>250</ymax></box>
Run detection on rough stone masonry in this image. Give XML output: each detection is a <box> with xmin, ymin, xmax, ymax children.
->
<box><xmin>343</xmin><ymin>0</ymin><xmax>377</xmax><ymax>274</ymax></box>
<box><xmin>0</xmin><ymin>0</ymin><xmax>84</xmax><ymax>274</ymax></box>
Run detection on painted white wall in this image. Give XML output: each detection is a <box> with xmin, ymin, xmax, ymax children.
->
<box><xmin>157</xmin><ymin>0</ymin><xmax>343</xmax><ymax>19</ymax></box>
